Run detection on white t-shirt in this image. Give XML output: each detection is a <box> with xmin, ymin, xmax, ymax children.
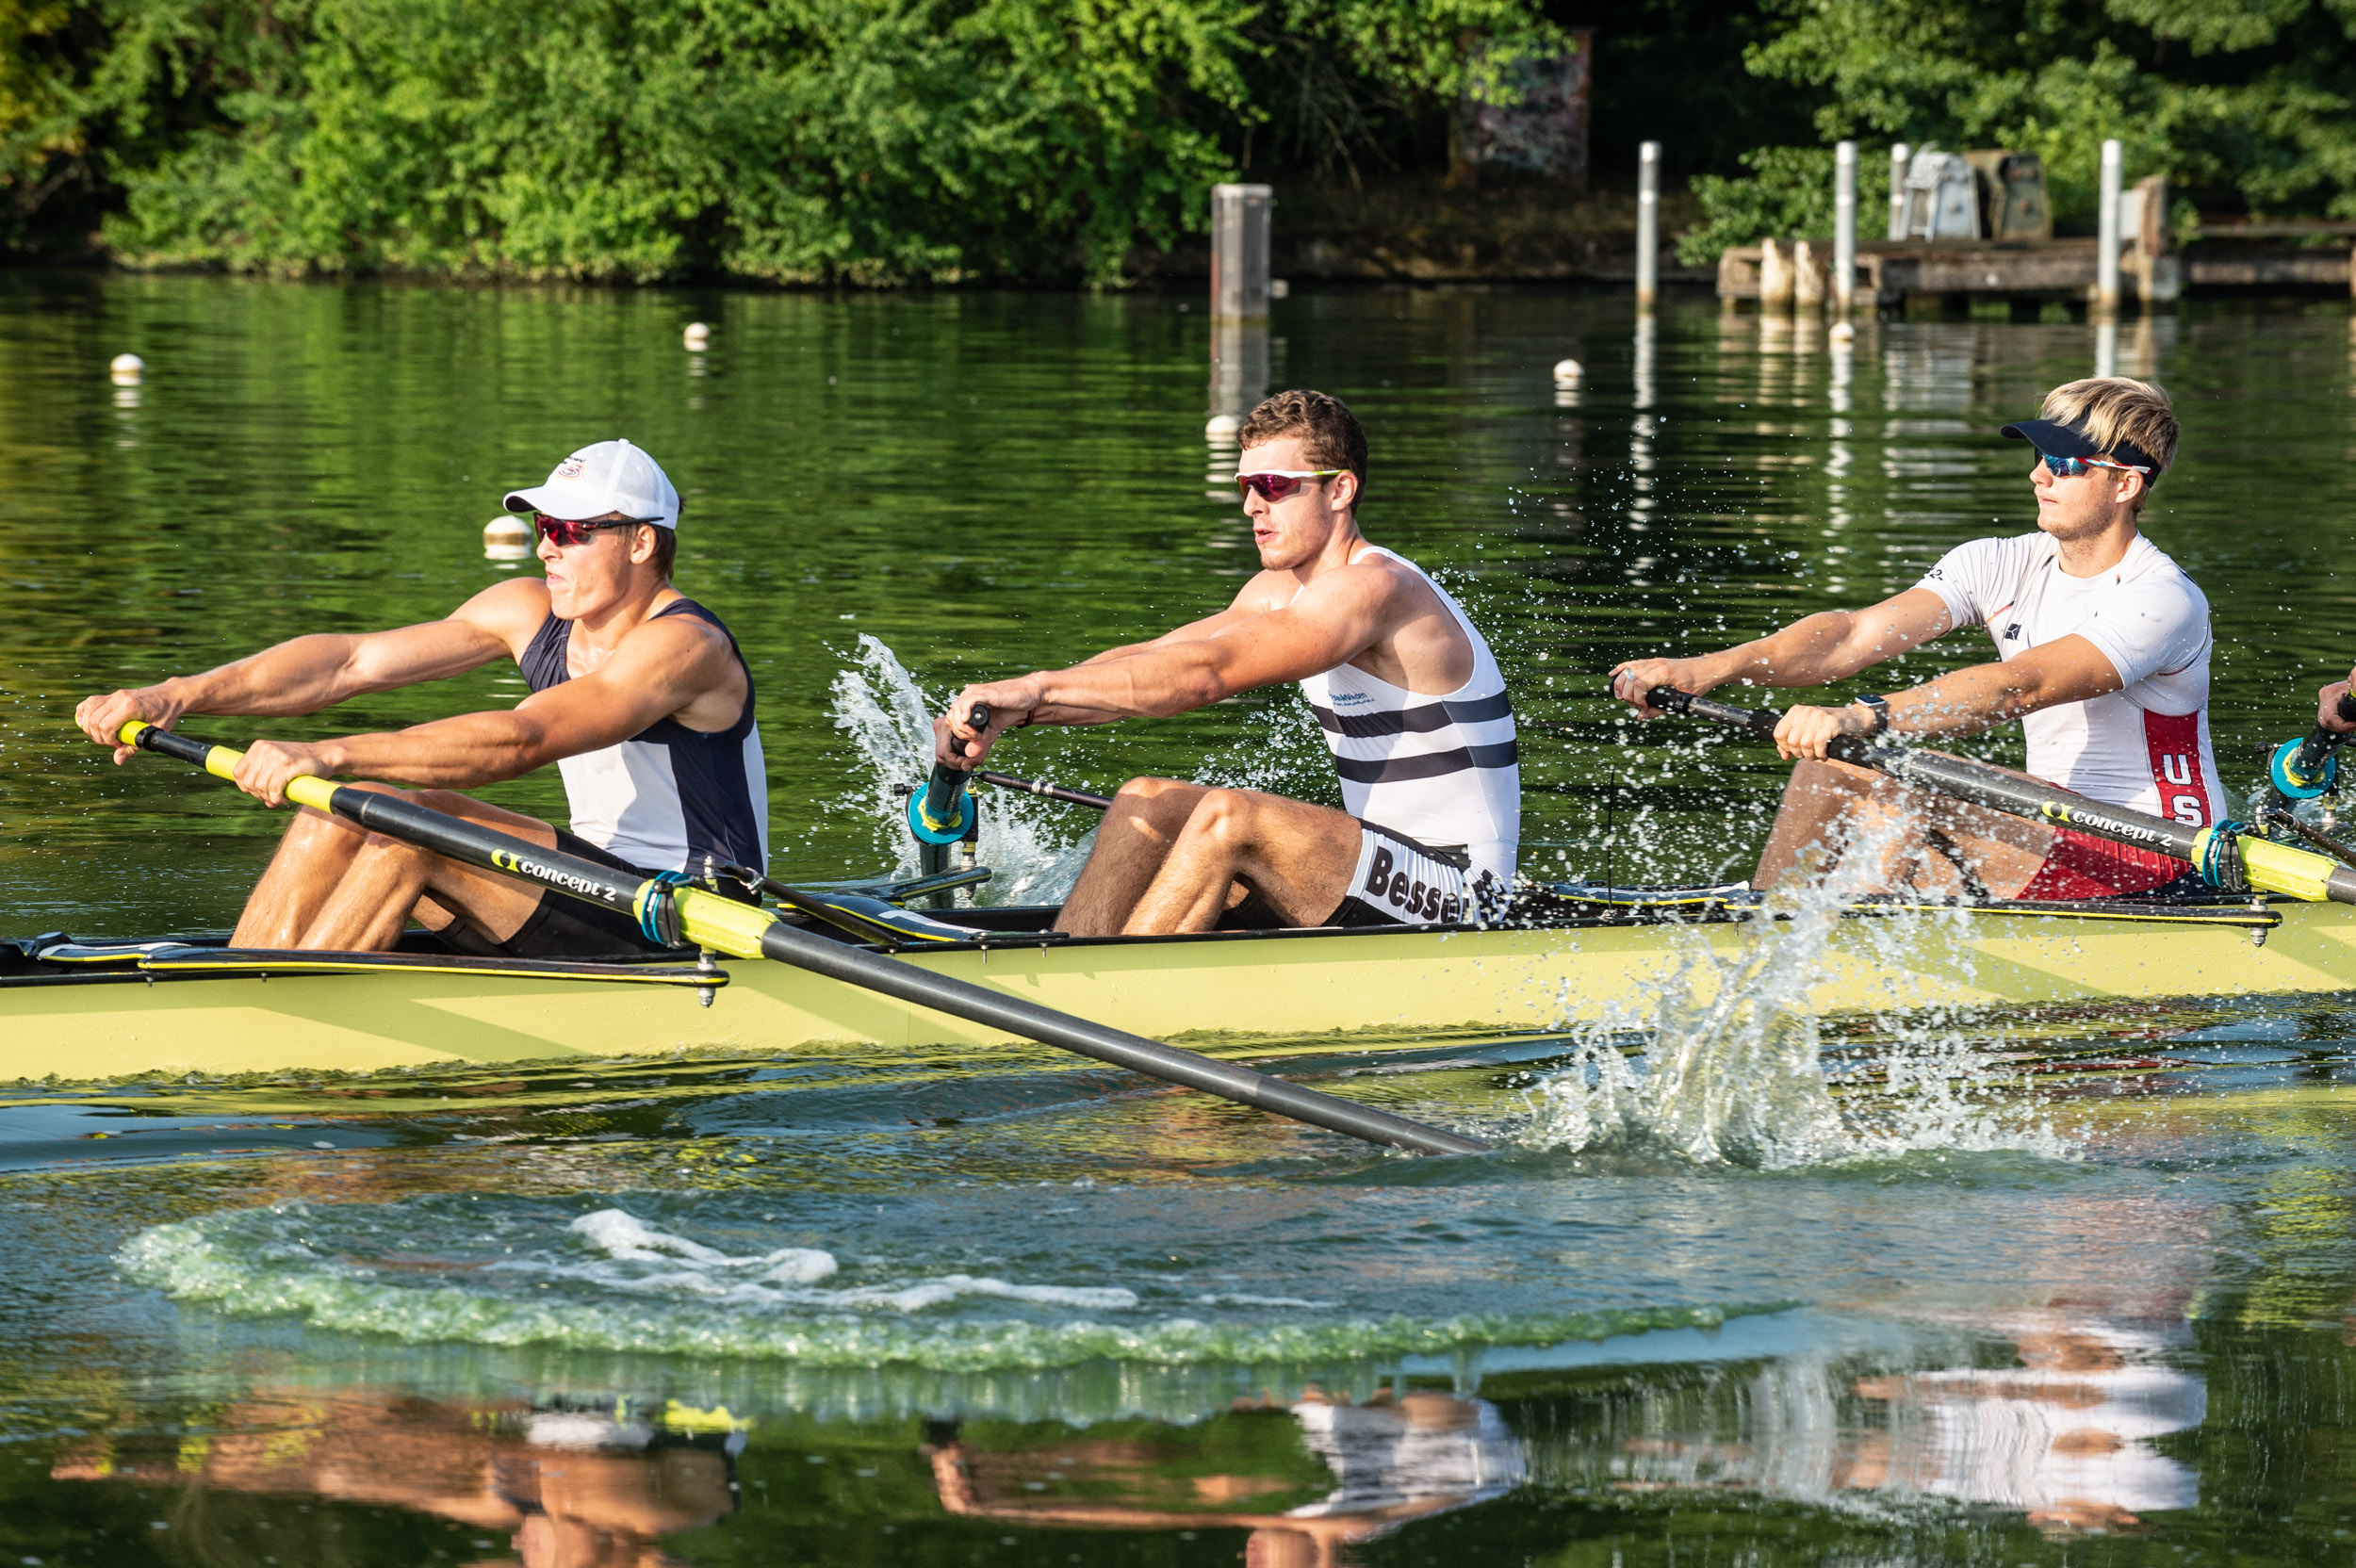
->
<box><xmin>1915</xmin><ymin>532</ymin><xmax>2223</xmax><ymax>825</ymax></box>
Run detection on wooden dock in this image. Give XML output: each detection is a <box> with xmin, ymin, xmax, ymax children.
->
<box><xmin>1718</xmin><ymin>230</ymin><xmax>2356</xmax><ymax>310</ymax></box>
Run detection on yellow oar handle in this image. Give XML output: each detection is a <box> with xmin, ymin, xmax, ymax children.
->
<box><xmin>117</xmin><ymin>720</ymin><xmax>339</xmax><ymax>810</ymax></box>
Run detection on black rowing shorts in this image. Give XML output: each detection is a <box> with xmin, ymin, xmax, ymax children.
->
<box><xmin>432</xmin><ymin>829</ymin><xmax>743</xmax><ymax>960</ymax></box>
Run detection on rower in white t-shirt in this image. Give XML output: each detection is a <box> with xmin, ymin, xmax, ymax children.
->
<box><xmin>1611</xmin><ymin>376</ymin><xmax>2210</xmax><ymax>902</ymax></box>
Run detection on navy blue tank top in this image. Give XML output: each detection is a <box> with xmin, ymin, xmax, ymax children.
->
<box><xmin>518</xmin><ymin>597</ymin><xmax>769</xmax><ymax>874</ymax></box>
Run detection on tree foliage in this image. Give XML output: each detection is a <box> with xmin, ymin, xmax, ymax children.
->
<box><xmin>1681</xmin><ymin>0</ymin><xmax>2356</xmax><ymax>259</ymax></box>
<box><xmin>0</xmin><ymin>0</ymin><xmax>1562</xmax><ymax>281</ymax></box>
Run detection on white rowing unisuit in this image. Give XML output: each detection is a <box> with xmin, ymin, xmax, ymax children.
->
<box><xmin>1295</xmin><ymin>547</ymin><xmax>1521</xmax><ymax>913</ymax></box>
<box><xmin>1915</xmin><ymin>531</ymin><xmax>2223</xmax><ymax>825</ymax></box>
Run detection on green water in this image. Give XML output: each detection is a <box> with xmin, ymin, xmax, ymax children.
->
<box><xmin>4</xmin><ymin>274</ymin><xmax>2356</xmax><ymax>1564</ymax></box>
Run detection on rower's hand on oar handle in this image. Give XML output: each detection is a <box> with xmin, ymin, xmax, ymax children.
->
<box><xmin>1608</xmin><ymin>659</ymin><xmax>1719</xmax><ymax>718</ymax></box>
<box><xmin>231</xmin><ymin>737</ymin><xmax>345</xmax><ymax>808</ymax></box>
<box><xmin>75</xmin><ymin>685</ymin><xmax>187</xmax><ymax>764</ymax></box>
<box><xmin>1769</xmin><ymin>704</ymin><xmax>1874</xmax><ymax>761</ymax></box>
<box><xmin>936</xmin><ymin>680</ymin><xmax>1039</xmax><ymax>768</ymax></box>
<box><xmin>2319</xmin><ymin>677</ymin><xmax>2356</xmax><ymax>734</ymax></box>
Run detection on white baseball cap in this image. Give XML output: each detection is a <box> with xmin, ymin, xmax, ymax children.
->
<box><xmin>503</xmin><ymin>439</ymin><xmax>680</xmax><ymax>530</ymax></box>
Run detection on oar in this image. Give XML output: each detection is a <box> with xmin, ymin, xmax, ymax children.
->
<box><xmin>120</xmin><ymin>722</ymin><xmax>1488</xmax><ymax>1157</ymax></box>
<box><xmin>1645</xmin><ymin>686</ymin><xmax>2356</xmax><ymax>906</ymax></box>
<box><xmin>905</xmin><ymin>704</ymin><xmax>1117</xmax><ymax>841</ymax></box>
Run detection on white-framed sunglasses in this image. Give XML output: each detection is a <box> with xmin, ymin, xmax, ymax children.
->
<box><xmin>1235</xmin><ymin>469</ymin><xmax>1344</xmax><ymax>501</ymax></box>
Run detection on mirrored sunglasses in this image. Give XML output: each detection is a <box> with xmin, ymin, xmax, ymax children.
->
<box><xmin>2037</xmin><ymin>449</ymin><xmax>2149</xmax><ymax>481</ymax></box>
<box><xmin>532</xmin><ymin>513</ymin><xmax>658</xmax><ymax>547</ymax></box>
<box><xmin>1235</xmin><ymin>469</ymin><xmax>1344</xmax><ymax>502</ymax></box>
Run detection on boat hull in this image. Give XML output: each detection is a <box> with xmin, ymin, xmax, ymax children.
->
<box><xmin>7</xmin><ymin>897</ymin><xmax>2356</xmax><ymax>1084</ymax></box>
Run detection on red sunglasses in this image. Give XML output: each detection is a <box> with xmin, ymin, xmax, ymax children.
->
<box><xmin>1235</xmin><ymin>469</ymin><xmax>1344</xmax><ymax>502</ymax></box>
<box><xmin>532</xmin><ymin>513</ymin><xmax>658</xmax><ymax>547</ymax></box>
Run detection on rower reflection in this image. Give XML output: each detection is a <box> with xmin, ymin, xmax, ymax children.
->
<box><xmin>51</xmin><ymin>1390</ymin><xmax>740</xmax><ymax>1568</ymax></box>
<box><xmin>924</xmin><ymin>1386</ymin><xmax>1526</xmax><ymax>1567</ymax></box>
<box><xmin>1598</xmin><ymin>1315</ymin><xmax>2202</xmax><ymax>1533</ymax></box>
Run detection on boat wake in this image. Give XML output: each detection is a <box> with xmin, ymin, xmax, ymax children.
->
<box><xmin>1522</xmin><ymin>823</ymin><xmax>2068</xmax><ymax>1168</ymax></box>
<box><xmin>116</xmin><ymin>1195</ymin><xmax>1754</xmax><ymax>1374</ymax></box>
<box><xmin>829</xmin><ymin>635</ymin><xmax>1093</xmax><ymax>904</ymax></box>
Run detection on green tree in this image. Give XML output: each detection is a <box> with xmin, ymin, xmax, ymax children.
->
<box><xmin>0</xmin><ymin>0</ymin><xmax>1564</xmax><ymax>283</ymax></box>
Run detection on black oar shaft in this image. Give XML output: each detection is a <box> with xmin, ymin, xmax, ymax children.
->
<box><xmin>1646</xmin><ymin>686</ymin><xmax>2356</xmax><ymax>906</ymax></box>
<box><xmin>752</xmin><ymin>922</ymin><xmax>1488</xmax><ymax>1154</ymax></box>
<box><xmin>125</xmin><ymin>723</ymin><xmax>1489</xmax><ymax>1156</ymax></box>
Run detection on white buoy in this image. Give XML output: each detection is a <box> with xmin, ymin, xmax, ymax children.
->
<box><xmin>1268</xmin><ymin>279</ymin><xmax>1290</xmax><ymax>301</ymax></box>
<box><xmin>483</xmin><ymin>514</ymin><xmax>534</xmax><ymax>563</ymax></box>
<box><xmin>109</xmin><ymin>352</ymin><xmax>144</xmax><ymax>384</ymax></box>
<box><xmin>1828</xmin><ymin>321</ymin><xmax>1857</xmax><ymax>345</ymax></box>
<box><xmin>1552</xmin><ymin>358</ymin><xmax>1583</xmax><ymax>384</ymax></box>
<box><xmin>683</xmin><ymin>321</ymin><xmax>711</xmax><ymax>350</ymax></box>
<box><xmin>1204</xmin><ymin>413</ymin><xmax>1241</xmax><ymax>442</ymax></box>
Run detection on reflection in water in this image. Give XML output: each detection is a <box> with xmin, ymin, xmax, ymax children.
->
<box><xmin>36</xmin><ymin>1317</ymin><xmax>2213</xmax><ymax>1563</ymax></box>
<box><xmin>927</xmin><ymin>1390</ymin><xmax>1523</xmax><ymax>1568</ymax></box>
<box><xmin>1562</xmin><ymin>1314</ymin><xmax>2202</xmax><ymax>1537</ymax></box>
<box><xmin>52</xmin><ymin>1391</ymin><xmax>741</xmax><ymax>1567</ymax></box>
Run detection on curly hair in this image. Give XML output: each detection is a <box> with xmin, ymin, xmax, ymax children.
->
<box><xmin>1239</xmin><ymin>389</ymin><xmax>1368</xmax><ymax>499</ymax></box>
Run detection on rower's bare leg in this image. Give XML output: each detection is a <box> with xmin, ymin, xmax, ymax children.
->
<box><xmin>1057</xmin><ymin>777</ymin><xmax>1211</xmax><ymax>937</ymax></box>
<box><xmin>1123</xmin><ymin>789</ymin><xmax>1361</xmax><ymax>936</ymax></box>
<box><xmin>294</xmin><ymin>789</ymin><xmax>560</xmax><ymax>953</ymax></box>
<box><xmin>1754</xmin><ymin>759</ymin><xmax>2050</xmax><ymax>899</ymax></box>
<box><xmin>232</xmin><ymin>807</ymin><xmax>371</xmax><ymax>947</ymax></box>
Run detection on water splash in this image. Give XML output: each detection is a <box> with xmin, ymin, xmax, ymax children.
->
<box><xmin>1524</xmin><ymin>820</ymin><xmax>2064</xmax><ymax>1168</ymax></box>
<box><xmin>827</xmin><ymin>635</ymin><xmax>1094</xmax><ymax>905</ymax></box>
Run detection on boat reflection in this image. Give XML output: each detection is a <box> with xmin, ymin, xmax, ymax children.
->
<box><xmin>925</xmin><ymin>1386</ymin><xmax>1526</xmax><ymax>1568</ymax></box>
<box><xmin>37</xmin><ymin>1315</ymin><xmax>2206</xmax><ymax>1561</ymax></box>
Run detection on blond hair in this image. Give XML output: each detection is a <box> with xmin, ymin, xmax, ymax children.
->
<box><xmin>2040</xmin><ymin>377</ymin><xmax>2179</xmax><ymax>485</ymax></box>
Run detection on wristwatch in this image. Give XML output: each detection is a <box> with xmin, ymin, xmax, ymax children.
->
<box><xmin>1854</xmin><ymin>693</ymin><xmax>1891</xmax><ymax>738</ymax></box>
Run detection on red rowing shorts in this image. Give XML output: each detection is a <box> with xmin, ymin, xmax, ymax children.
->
<box><xmin>2016</xmin><ymin>825</ymin><xmax>2193</xmax><ymax>901</ymax></box>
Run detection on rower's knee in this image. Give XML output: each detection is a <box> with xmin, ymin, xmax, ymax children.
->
<box><xmin>1182</xmin><ymin>788</ymin><xmax>1260</xmax><ymax>848</ymax></box>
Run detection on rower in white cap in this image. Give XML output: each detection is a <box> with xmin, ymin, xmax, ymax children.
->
<box><xmin>74</xmin><ymin>439</ymin><xmax>770</xmax><ymax>956</ymax></box>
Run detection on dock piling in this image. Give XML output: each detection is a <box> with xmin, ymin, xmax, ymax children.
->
<box><xmin>1636</xmin><ymin>141</ymin><xmax>1660</xmax><ymax>313</ymax></box>
<box><xmin>1887</xmin><ymin>145</ymin><xmax>1909</xmax><ymax>240</ymax></box>
<box><xmin>2095</xmin><ymin>140</ymin><xmax>2122</xmax><ymax>316</ymax></box>
<box><xmin>1833</xmin><ymin>141</ymin><xmax>1857</xmax><ymax>316</ymax></box>
<box><xmin>1210</xmin><ymin>183</ymin><xmax>1274</xmax><ymax>321</ymax></box>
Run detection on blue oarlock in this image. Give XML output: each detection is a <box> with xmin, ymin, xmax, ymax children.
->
<box><xmin>2270</xmin><ymin>736</ymin><xmax>2341</xmax><ymax>800</ymax></box>
<box><xmin>906</xmin><ymin>773</ymin><xmax>976</xmax><ymax>844</ymax></box>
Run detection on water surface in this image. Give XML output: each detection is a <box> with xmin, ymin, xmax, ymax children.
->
<box><xmin>2</xmin><ymin>276</ymin><xmax>2355</xmax><ymax>1564</ymax></box>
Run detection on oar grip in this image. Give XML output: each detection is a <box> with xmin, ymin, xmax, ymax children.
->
<box><xmin>120</xmin><ymin>720</ymin><xmax>212</xmax><ymax>768</ymax></box>
<box><xmin>1644</xmin><ymin>686</ymin><xmax>1781</xmax><ymax>742</ymax></box>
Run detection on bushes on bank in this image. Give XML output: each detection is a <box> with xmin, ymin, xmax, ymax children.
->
<box><xmin>0</xmin><ymin>0</ymin><xmax>1562</xmax><ymax>282</ymax></box>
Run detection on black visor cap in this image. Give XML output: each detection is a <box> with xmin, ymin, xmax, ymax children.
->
<box><xmin>2002</xmin><ymin>416</ymin><xmax>2160</xmax><ymax>479</ymax></box>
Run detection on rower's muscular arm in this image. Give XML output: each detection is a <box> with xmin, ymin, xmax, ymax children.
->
<box><xmin>225</xmin><ymin>615</ymin><xmax>742</xmax><ymax>805</ymax></box>
<box><xmin>1769</xmin><ymin>635</ymin><xmax>2123</xmax><ymax>760</ymax></box>
<box><xmin>1609</xmin><ymin>588</ymin><xmax>1955</xmax><ymax>717</ymax></box>
<box><xmin>937</xmin><ymin>571</ymin><xmax>1392</xmax><ymax>765</ymax></box>
<box><xmin>74</xmin><ymin>580</ymin><xmax>543</xmax><ymax>763</ymax></box>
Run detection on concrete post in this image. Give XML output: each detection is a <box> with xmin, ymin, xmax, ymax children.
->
<box><xmin>1759</xmin><ymin>237</ymin><xmax>1794</xmax><ymax>312</ymax></box>
<box><xmin>1210</xmin><ymin>184</ymin><xmax>1273</xmax><ymax>321</ymax></box>
<box><xmin>1833</xmin><ymin>140</ymin><xmax>1857</xmax><ymax>316</ymax></box>
<box><xmin>1888</xmin><ymin>144</ymin><xmax>1910</xmax><ymax>240</ymax></box>
<box><xmin>1636</xmin><ymin>141</ymin><xmax>1661</xmax><ymax>314</ymax></box>
<box><xmin>2095</xmin><ymin>140</ymin><xmax>2122</xmax><ymax>316</ymax></box>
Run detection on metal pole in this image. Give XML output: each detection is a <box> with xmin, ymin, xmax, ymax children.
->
<box><xmin>1888</xmin><ymin>144</ymin><xmax>1909</xmax><ymax>240</ymax></box>
<box><xmin>1833</xmin><ymin>140</ymin><xmax>1857</xmax><ymax>316</ymax></box>
<box><xmin>1636</xmin><ymin>141</ymin><xmax>1660</xmax><ymax>314</ymax></box>
<box><xmin>2096</xmin><ymin>139</ymin><xmax>2122</xmax><ymax>317</ymax></box>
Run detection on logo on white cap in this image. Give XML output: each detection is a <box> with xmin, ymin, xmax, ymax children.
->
<box><xmin>504</xmin><ymin>439</ymin><xmax>680</xmax><ymax>531</ymax></box>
